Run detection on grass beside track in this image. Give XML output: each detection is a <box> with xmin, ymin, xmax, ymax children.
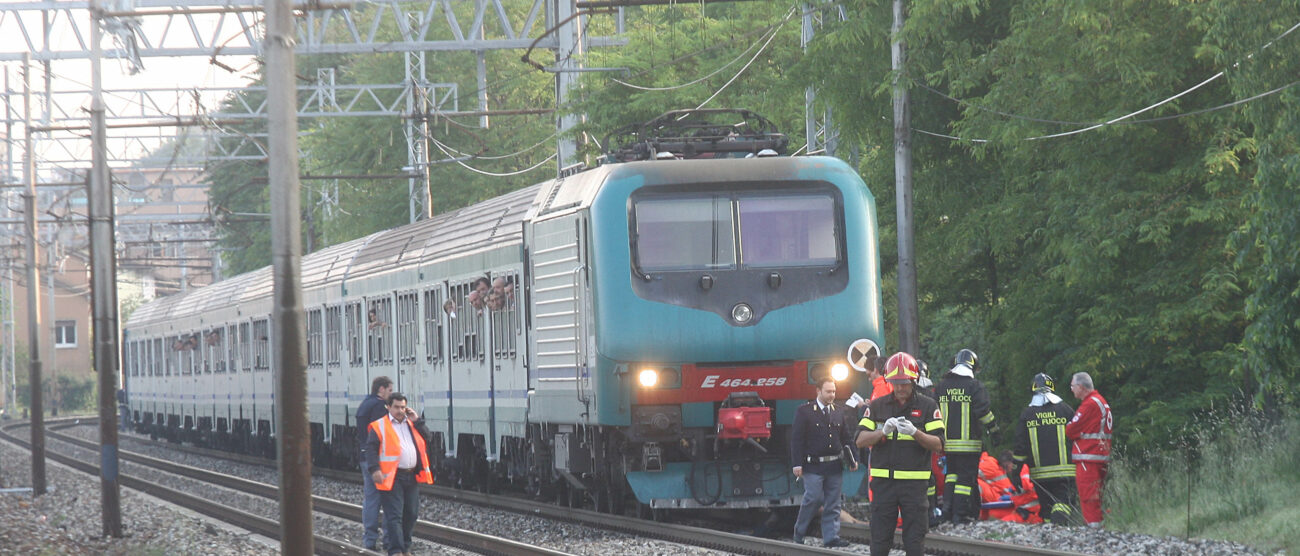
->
<box><xmin>1106</xmin><ymin>409</ymin><xmax>1300</xmax><ymax>553</ymax></box>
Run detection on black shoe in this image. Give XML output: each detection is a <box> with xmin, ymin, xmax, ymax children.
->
<box><xmin>824</xmin><ymin>538</ymin><xmax>852</xmax><ymax>548</ymax></box>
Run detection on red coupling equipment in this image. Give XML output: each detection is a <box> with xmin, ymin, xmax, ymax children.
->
<box><xmin>717</xmin><ymin>391</ymin><xmax>772</xmax><ymax>440</ymax></box>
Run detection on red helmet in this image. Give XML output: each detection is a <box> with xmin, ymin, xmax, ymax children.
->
<box><xmin>883</xmin><ymin>352</ymin><xmax>920</xmax><ymax>384</ymax></box>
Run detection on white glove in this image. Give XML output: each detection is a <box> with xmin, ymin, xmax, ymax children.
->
<box><xmin>880</xmin><ymin>417</ymin><xmax>898</xmax><ymax>435</ymax></box>
<box><xmin>895</xmin><ymin>418</ymin><xmax>917</xmax><ymax>436</ymax></box>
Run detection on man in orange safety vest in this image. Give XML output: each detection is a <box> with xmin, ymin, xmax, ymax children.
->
<box><xmin>364</xmin><ymin>393</ymin><xmax>434</xmax><ymax>556</ymax></box>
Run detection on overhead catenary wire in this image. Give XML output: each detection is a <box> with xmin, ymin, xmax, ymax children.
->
<box><xmin>428</xmin><ymin>136</ymin><xmax>556</xmax><ymax>177</ymax></box>
<box><xmin>911</xmin><ymin>18</ymin><xmax>1300</xmax><ymax>141</ymax></box>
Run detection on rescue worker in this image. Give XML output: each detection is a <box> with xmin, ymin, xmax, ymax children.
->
<box><xmin>1000</xmin><ymin>450</ymin><xmax>1042</xmax><ymax>523</ymax></box>
<box><xmin>356</xmin><ymin>376</ymin><xmax>394</xmax><ymax>550</ymax></box>
<box><xmin>855</xmin><ymin>352</ymin><xmax>945</xmax><ymax>556</ymax></box>
<box><xmin>1066</xmin><ymin>372</ymin><xmax>1112</xmax><ymax>528</ymax></box>
<box><xmin>790</xmin><ymin>378</ymin><xmax>858</xmax><ymax>547</ymax></box>
<box><xmin>1013</xmin><ymin>373</ymin><xmax>1078</xmax><ymax>526</ymax></box>
<box><xmin>976</xmin><ymin>451</ymin><xmax>1015</xmax><ymax>521</ymax></box>
<box><xmin>936</xmin><ymin>348</ymin><xmax>997</xmax><ymax>525</ymax></box>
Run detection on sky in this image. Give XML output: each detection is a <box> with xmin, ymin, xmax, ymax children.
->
<box><xmin>2</xmin><ymin>6</ymin><xmax>259</xmax><ymax>178</ymax></box>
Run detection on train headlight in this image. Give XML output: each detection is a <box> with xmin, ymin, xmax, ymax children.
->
<box><xmin>731</xmin><ymin>303</ymin><xmax>753</xmax><ymax>323</ymax></box>
<box><xmin>638</xmin><ymin>369</ymin><xmax>659</xmax><ymax>388</ymax></box>
<box><xmin>831</xmin><ymin>363</ymin><xmax>849</xmax><ymax>382</ymax></box>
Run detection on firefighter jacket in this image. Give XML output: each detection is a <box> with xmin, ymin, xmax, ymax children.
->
<box><xmin>869</xmin><ymin>376</ymin><xmax>893</xmax><ymax>400</ymax></box>
<box><xmin>936</xmin><ymin>367</ymin><xmax>997</xmax><ymax>453</ymax></box>
<box><xmin>1066</xmin><ymin>389</ymin><xmax>1113</xmax><ymax>463</ymax></box>
<box><xmin>790</xmin><ymin>400</ymin><xmax>858</xmax><ymax>475</ymax></box>
<box><xmin>1013</xmin><ymin>397</ymin><xmax>1076</xmax><ymax>481</ymax></box>
<box><xmin>858</xmin><ymin>391</ymin><xmax>944</xmax><ymax>480</ymax></box>
<box><xmin>364</xmin><ymin>415</ymin><xmax>435</xmax><ymax>490</ymax></box>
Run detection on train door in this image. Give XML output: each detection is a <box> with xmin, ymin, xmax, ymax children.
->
<box><xmin>305</xmin><ymin>307</ymin><xmax>327</xmax><ymax>457</ymax></box>
<box><xmin>323</xmin><ymin>305</ymin><xmax>345</xmax><ymax>459</ymax></box>
<box><xmin>486</xmin><ymin>266</ymin><xmax>526</xmax><ymax>460</ymax></box>
<box><xmin>343</xmin><ymin>299</ymin><xmax>367</xmax><ymax>451</ymax></box>
<box><xmin>395</xmin><ymin>290</ymin><xmax>420</xmax><ymax>399</ymax></box>
<box><xmin>250</xmin><ymin>317</ymin><xmax>273</xmax><ymax>453</ymax></box>
<box><xmin>365</xmin><ymin>296</ymin><xmax>396</xmax><ymax>392</ymax></box>
<box><xmin>420</xmin><ymin>285</ymin><xmax>450</xmax><ymax>456</ymax></box>
<box><xmin>448</xmin><ymin>275</ymin><xmax>491</xmax><ymax>465</ymax></box>
<box><xmin>223</xmin><ymin>323</ymin><xmax>239</xmax><ymax>446</ymax></box>
<box><xmin>527</xmin><ymin>214</ymin><xmax>591</xmax><ymax>424</ymax></box>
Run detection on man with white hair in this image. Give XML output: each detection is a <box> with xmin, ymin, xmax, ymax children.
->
<box><xmin>1066</xmin><ymin>372</ymin><xmax>1112</xmax><ymax>528</ymax></box>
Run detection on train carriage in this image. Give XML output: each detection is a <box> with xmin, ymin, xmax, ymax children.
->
<box><xmin>123</xmin><ymin>110</ymin><xmax>884</xmax><ymax>514</ymax></box>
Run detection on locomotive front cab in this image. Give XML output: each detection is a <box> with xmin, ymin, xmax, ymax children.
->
<box><xmin>587</xmin><ymin>153</ymin><xmax>884</xmax><ymax>510</ymax></box>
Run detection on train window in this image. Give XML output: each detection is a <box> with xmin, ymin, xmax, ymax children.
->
<box><xmin>152</xmin><ymin>338</ymin><xmax>163</xmax><ymax>377</ymax></box>
<box><xmin>397</xmin><ymin>293</ymin><xmax>418</xmax><ymax>364</ymax></box>
<box><xmin>307</xmin><ymin>309</ymin><xmax>323</xmax><ymax>368</ymax></box>
<box><xmin>166</xmin><ymin>336</ymin><xmax>177</xmax><ymax>376</ymax></box>
<box><xmin>737</xmin><ymin>195</ymin><xmax>837</xmax><ymax>267</ymax></box>
<box><xmin>422</xmin><ymin>289</ymin><xmax>443</xmax><ymax>363</ymax></box>
<box><xmin>633</xmin><ymin>197</ymin><xmax>736</xmax><ymax>271</ymax></box>
<box><xmin>450</xmin><ymin>282</ymin><xmax>484</xmax><ymax>362</ymax></box>
<box><xmin>253</xmin><ymin>319</ymin><xmax>270</xmax><ymax>371</ymax></box>
<box><xmin>325</xmin><ymin>306</ymin><xmax>342</xmax><ymax>366</ymax></box>
<box><xmin>206</xmin><ymin>329</ymin><xmax>224</xmax><ymax>373</ymax></box>
<box><xmin>491</xmin><ymin>273</ymin><xmax>519</xmax><ymax>360</ymax></box>
<box><xmin>239</xmin><ymin>323</ymin><xmax>252</xmax><ymax>372</ymax></box>
<box><xmin>227</xmin><ymin>324</ymin><xmax>239</xmax><ymax>373</ymax></box>
<box><xmin>346</xmin><ymin>302</ymin><xmax>363</xmax><ymax>365</ymax></box>
<box><xmin>367</xmin><ymin>298</ymin><xmax>393</xmax><ymax>364</ymax></box>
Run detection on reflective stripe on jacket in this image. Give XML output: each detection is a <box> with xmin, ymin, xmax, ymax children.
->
<box><xmin>368</xmin><ymin>415</ymin><xmax>434</xmax><ymax>490</ymax></box>
<box><xmin>859</xmin><ymin>392</ymin><xmax>944</xmax><ymax>480</ymax></box>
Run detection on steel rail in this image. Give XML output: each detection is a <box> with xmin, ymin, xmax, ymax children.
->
<box><xmin>82</xmin><ymin>419</ymin><xmax>1092</xmax><ymax>556</ymax></box>
<box><xmin>40</xmin><ymin>425</ymin><xmax>566</xmax><ymax>556</ymax></box>
<box><xmin>0</xmin><ymin>418</ymin><xmax>365</xmax><ymax>556</ymax></box>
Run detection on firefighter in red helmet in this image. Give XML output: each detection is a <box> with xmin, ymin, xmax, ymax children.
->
<box><xmin>855</xmin><ymin>353</ymin><xmax>945</xmax><ymax>556</ymax></box>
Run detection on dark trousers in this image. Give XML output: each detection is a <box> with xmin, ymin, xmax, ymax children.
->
<box><xmin>380</xmin><ymin>470</ymin><xmax>421</xmax><ymax>555</ymax></box>
<box><xmin>1033</xmin><ymin>477</ymin><xmax>1078</xmax><ymax>526</ymax></box>
<box><xmin>943</xmin><ymin>452</ymin><xmax>980</xmax><ymax>523</ymax></box>
<box><xmin>869</xmin><ymin>478</ymin><xmax>928</xmax><ymax>556</ymax></box>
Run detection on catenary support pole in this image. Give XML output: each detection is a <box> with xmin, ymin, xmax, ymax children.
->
<box><xmin>22</xmin><ymin>52</ymin><xmax>46</xmax><ymax>496</ymax></box>
<box><xmin>265</xmin><ymin>1</ymin><xmax>313</xmax><ymax>554</ymax></box>
<box><xmin>88</xmin><ymin>1</ymin><xmax>123</xmax><ymax>537</ymax></box>
<box><xmin>891</xmin><ymin>0</ymin><xmax>919</xmax><ymax>356</ymax></box>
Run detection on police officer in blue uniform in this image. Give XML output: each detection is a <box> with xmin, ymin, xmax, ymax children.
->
<box><xmin>790</xmin><ymin>378</ymin><xmax>858</xmax><ymax>547</ymax></box>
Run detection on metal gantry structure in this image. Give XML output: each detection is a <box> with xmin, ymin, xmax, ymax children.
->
<box><xmin>0</xmin><ymin>0</ymin><xmax>872</xmax><ymax>547</ymax></box>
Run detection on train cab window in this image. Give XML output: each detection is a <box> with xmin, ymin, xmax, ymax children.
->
<box><xmin>253</xmin><ymin>319</ymin><xmax>270</xmax><ymax>371</ymax></box>
<box><xmin>631</xmin><ymin>189</ymin><xmax>841</xmax><ymax>272</ymax></box>
<box><xmin>307</xmin><ymin>309</ymin><xmax>323</xmax><ymax>368</ymax></box>
<box><xmin>326</xmin><ymin>306</ymin><xmax>342</xmax><ymax>366</ymax></box>
<box><xmin>633</xmin><ymin>197</ymin><xmax>735</xmax><ymax>271</ymax></box>
<box><xmin>737</xmin><ymin>195</ymin><xmax>837</xmax><ymax>267</ymax></box>
<box><xmin>346</xmin><ymin>302</ymin><xmax>363</xmax><ymax>365</ymax></box>
<box><xmin>422</xmin><ymin>289</ymin><xmax>444</xmax><ymax>363</ymax></box>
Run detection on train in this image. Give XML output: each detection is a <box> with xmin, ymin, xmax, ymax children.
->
<box><xmin>121</xmin><ymin>110</ymin><xmax>885</xmax><ymax>515</ymax></box>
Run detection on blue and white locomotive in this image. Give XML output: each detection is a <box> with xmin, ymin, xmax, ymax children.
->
<box><xmin>122</xmin><ymin>110</ymin><xmax>885</xmax><ymax>513</ymax></box>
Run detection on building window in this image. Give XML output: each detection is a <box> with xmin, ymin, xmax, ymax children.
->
<box><xmin>54</xmin><ymin>320</ymin><xmax>77</xmax><ymax>348</ymax></box>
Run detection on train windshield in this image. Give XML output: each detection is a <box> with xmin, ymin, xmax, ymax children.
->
<box><xmin>633</xmin><ymin>190</ymin><xmax>839</xmax><ymax>271</ymax></box>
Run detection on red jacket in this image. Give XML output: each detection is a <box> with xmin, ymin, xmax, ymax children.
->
<box><xmin>1066</xmin><ymin>390</ymin><xmax>1112</xmax><ymax>463</ymax></box>
<box><xmin>869</xmin><ymin>376</ymin><xmax>893</xmax><ymax>400</ymax></box>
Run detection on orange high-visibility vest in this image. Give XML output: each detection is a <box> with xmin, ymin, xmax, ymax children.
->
<box><xmin>368</xmin><ymin>415</ymin><xmax>434</xmax><ymax>490</ymax></box>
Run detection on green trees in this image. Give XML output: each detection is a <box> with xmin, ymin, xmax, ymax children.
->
<box><xmin>809</xmin><ymin>0</ymin><xmax>1298</xmax><ymax>445</ymax></box>
<box><xmin>200</xmin><ymin>1</ymin><xmax>1299</xmax><ymax>448</ymax></box>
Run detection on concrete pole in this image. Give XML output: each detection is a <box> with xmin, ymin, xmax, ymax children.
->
<box><xmin>88</xmin><ymin>1</ymin><xmax>123</xmax><ymax>537</ymax></box>
<box><xmin>554</xmin><ymin>0</ymin><xmax>583</xmax><ymax>173</ymax></box>
<box><xmin>891</xmin><ymin>0</ymin><xmax>919</xmax><ymax>356</ymax></box>
<box><xmin>265</xmin><ymin>1</ymin><xmax>313</xmax><ymax>554</ymax></box>
<box><xmin>22</xmin><ymin>52</ymin><xmax>47</xmax><ymax>496</ymax></box>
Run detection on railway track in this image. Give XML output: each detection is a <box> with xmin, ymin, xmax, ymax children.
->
<box><xmin>85</xmin><ymin>420</ymin><xmax>1091</xmax><ymax>556</ymax></box>
<box><xmin>25</xmin><ymin>420</ymin><xmax>570</xmax><ymax>556</ymax></box>
<box><xmin>0</xmin><ymin>417</ymin><xmax>367</xmax><ymax>556</ymax></box>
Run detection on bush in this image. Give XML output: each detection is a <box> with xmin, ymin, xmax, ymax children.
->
<box><xmin>1107</xmin><ymin>407</ymin><xmax>1300</xmax><ymax>553</ymax></box>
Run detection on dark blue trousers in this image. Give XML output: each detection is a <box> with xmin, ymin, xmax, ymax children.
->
<box><xmin>379</xmin><ymin>470</ymin><xmax>420</xmax><ymax>555</ymax></box>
